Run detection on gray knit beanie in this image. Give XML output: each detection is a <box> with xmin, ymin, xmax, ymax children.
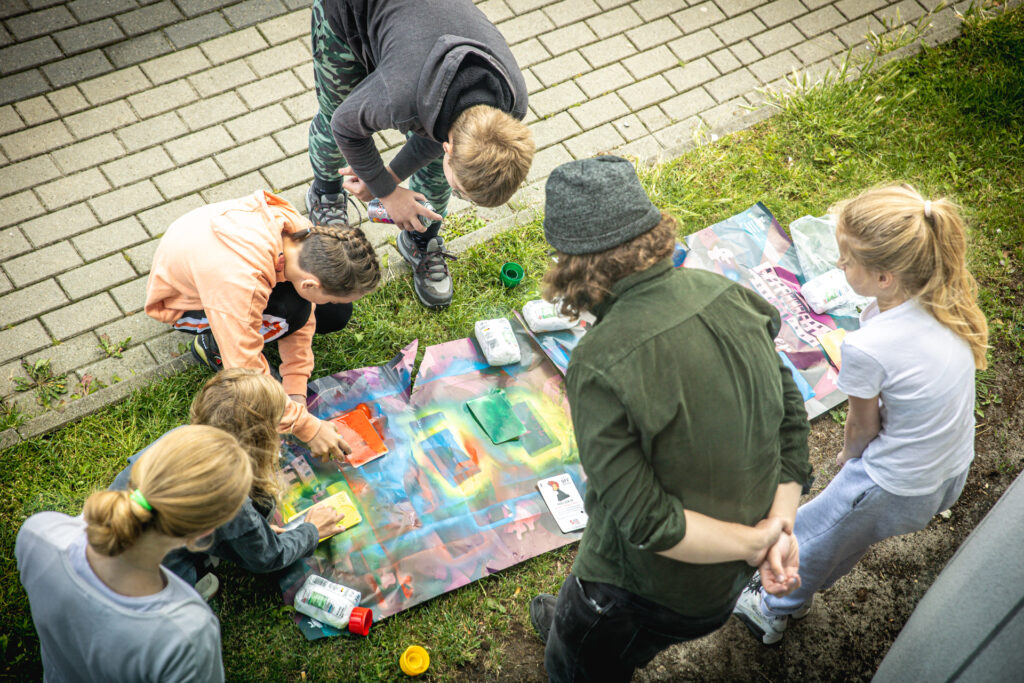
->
<box><xmin>543</xmin><ymin>156</ymin><xmax>662</xmax><ymax>254</ymax></box>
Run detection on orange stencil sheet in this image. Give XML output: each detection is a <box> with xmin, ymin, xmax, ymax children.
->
<box><xmin>330</xmin><ymin>407</ymin><xmax>389</xmax><ymax>467</ymax></box>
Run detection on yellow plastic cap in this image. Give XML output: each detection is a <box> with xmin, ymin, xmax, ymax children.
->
<box><xmin>399</xmin><ymin>645</ymin><xmax>430</xmax><ymax>676</ymax></box>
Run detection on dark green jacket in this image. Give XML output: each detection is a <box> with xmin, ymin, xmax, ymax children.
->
<box><xmin>568</xmin><ymin>258</ymin><xmax>812</xmax><ymax>617</ymax></box>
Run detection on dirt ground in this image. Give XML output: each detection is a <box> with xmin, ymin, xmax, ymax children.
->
<box><xmin>456</xmin><ymin>349</ymin><xmax>1024</xmax><ymax>682</ymax></box>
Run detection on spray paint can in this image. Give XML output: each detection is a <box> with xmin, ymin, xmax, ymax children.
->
<box><xmin>293</xmin><ymin>574</ymin><xmax>373</xmax><ymax>635</ymax></box>
<box><xmin>367</xmin><ymin>198</ymin><xmax>434</xmax><ymax>229</ymax></box>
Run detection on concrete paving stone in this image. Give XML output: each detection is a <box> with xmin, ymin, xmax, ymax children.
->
<box><xmin>752</xmin><ymin>23</ymin><xmax>805</xmax><ymax>55</ymax></box>
<box><xmin>21</xmin><ymin>203</ymin><xmax>98</xmax><ymax>246</ymax></box>
<box><xmin>72</xmin><ymin>216</ymin><xmax>149</xmax><ymax>261</ymax></box>
<box><xmin>137</xmin><ymin>194</ymin><xmax>204</xmax><ymax>236</ymax></box>
<box><xmin>754</xmin><ymin>0</ymin><xmax>808</xmax><ymax>27</ymax></box>
<box><xmin>836</xmin><ymin>0</ymin><xmax>889</xmax><ymax>20</ymax></box>
<box><xmin>0</xmin><ymin>156</ymin><xmax>60</xmax><ymax>197</ymax></box>
<box><xmin>720</xmin><ymin>0</ymin><xmax>767</xmax><ymax>18</ymax></box>
<box><xmin>584</xmin><ymin>5</ymin><xmax>648</xmax><ymax>40</ymax></box>
<box><xmin>0</xmin><ymin>0</ymin><xmax>28</xmax><ymax>19</ymax></box>
<box><xmin>224</xmin><ymin>0</ymin><xmax>287</xmax><ymax>29</ymax></box>
<box><xmin>528</xmin><ymin>110</ymin><xmax>582</xmax><ymax>148</ymax></box>
<box><xmin>145</xmin><ymin>329</ymin><xmax>188</xmax><ymax>364</ymax></box>
<box><xmin>215</xmin><ymin>137</ymin><xmax>285</xmax><ymax>176</ymax></box>
<box><xmin>271</xmin><ymin>121</ymin><xmax>309</xmax><ymax>155</ymax></box>
<box><xmin>731</xmin><ymin>39</ymin><xmax>763</xmax><ymax>64</ymax></box>
<box><xmin>200</xmin><ymin>26</ymin><xmax>268</xmax><ymax>65</ymax></box>
<box><xmin>176</xmin><ymin>0</ymin><xmax>227</xmax><ymax>16</ymax></box>
<box><xmin>127</xmin><ymin>80</ymin><xmax>197</xmax><ymax>119</ymax></box>
<box><xmin>0</xmin><ymin>37</ymin><xmax>61</xmax><ymax>74</ymax></box>
<box><xmin>0</xmin><ymin>227</ymin><xmax>31</xmax><ymax>261</ymax></box>
<box><xmin>274</xmin><ymin>184</ymin><xmax>307</xmax><ymax>215</ymax></box>
<box><xmin>97</xmin><ymin>308</ymin><xmax>166</xmax><ymax>345</ymax></box>
<box><xmin>42</xmin><ymin>292</ymin><xmax>122</xmax><ymax>340</ymax></box>
<box><xmin>64</xmin><ymin>100</ymin><xmax>137</xmax><ymax>139</ymax></box>
<box><xmin>164</xmin><ymin>125</ymin><xmax>234</xmax><ymax>165</ymax></box>
<box><xmin>116</xmin><ymin>0</ymin><xmax>184</xmax><ymax>36</ymax></box>
<box><xmin>107</xmin><ymin>31</ymin><xmax>175</xmax><ymax>68</ymax></box>
<box><xmin>749</xmin><ymin>49</ymin><xmax>801</xmax><ymax>84</ymax></box>
<box><xmin>116</xmin><ymin>111</ymin><xmax>187</xmax><ymax>152</ymax></box>
<box><xmin>245</xmin><ymin>40</ymin><xmax>309</xmax><ymax>77</ymax></box>
<box><xmin>0</xmin><ymin>70</ymin><xmax>50</xmax><ymax>107</ymax></box>
<box><xmin>258</xmin><ymin>8</ymin><xmax>310</xmax><ymax>44</ymax></box>
<box><xmin>635</xmin><ymin>103</ymin><xmax>669</xmax><ymax>132</ymax></box>
<box><xmin>79</xmin><ymin>343</ymin><xmax>157</xmax><ymax>387</ymax></box>
<box><xmin>568</xmin><ymin>91</ymin><xmax>629</xmax><ymax>129</ymax></box>
<box><xmin>201</xmin><ymin>170</ymin><xmax>270</xmax><ymax>203</ymax></box>
<box><xmin>0</xmin><ymin>121</ymin><xmax>73</xmax><ymax>161</ymax></box>
<box><xmin>660</xmin><ymin>85</ymin><xmax>716</xmax><ymax>122</ymax></box>
<box><xmin>611</xmin><ymin>112</ymin><xmax>647</xmax><ymax>141</ymax></box>
<box><xmin>55</xmin><ymin>18</ymin><xmax>126</xmax><ymax>55</ymax></box>
<box><xmin>803</xmin><ymin>0</ymin><xmax>836</xmax><ymax>7</ymax></box>
<box><xmin>565</xmin><ymin>122</ymin><xmax>625</xmax><ymax>158</ymax></box>
<box><xmin>506</xmin><ymin>0</ymin><xmax>554</xmax><ymax>14</ymax></box>
<box><xmin>88</xmin><ymin>179</ymin><xmax>163</xmax><ymax>222</ymax></box>
<box><xmin>544</xmin><ymin>0</ymin><xmax>601</xmax><ymax>27</ymax></box>
<box><xmin>294</xmin><ymin>64</ymin><xmax>315</xmax><ymax>89</ymax></box>
<box><xmin>14</xmin><ymin>96</ymin><xmax>56</xmax><ymax>126</ymax></box>
<box><xmin>529</xmin><ymin>80</ymin><xmax>587</xmax><ymax>117</ymax></box>
<box><xmin>79</xmin><ymin>65</ymin><xmax>151</xmax><ymax>106</ymax></box>
<box><xmin>124</xmin><ymin>237</ymin><xmax>160</xmax><ymax>273</ymax></box>
<box><xmin>166</xmin><ymin>12</ymin><xmax>232</xmax><ymax>49</ymax></box>
<box><xmin>7</xmin><ymin>6</ymin><xmax>75</xmax><ymax>41</ymax></box>
<box><xmin>622</xmin><ymin>45</ymin><xmax>679</xmax><ymax>80</ymax></box>
<box><xmin>0</xmin><ymin>26</ymin><xmax>10</xmax><ymax>49</ymax></box>
<box><xmin>711</xmin><ymin>11</ymin><xmax>767</xmax><ymax>46</ymax></box>
<box><xmin>527</xmin><ymin>143</ymin><xmax>573</xmax><ymax>183</ymax></box>
<box><xmin>0</xmin><ymin>320</ymin><xmax>50</xmax><ymax>365</ymax></box>
<box><xmin>510</xmin><ymin>38</ymin><xmax>551</xmax><ymax>68</ymax></box>
<box><xmin>653</xmin><ymin>115</ymin><xmax>702</xmax><ymax>149</ymax></box>
<box><xmin>539</xmin><ymin>20</ymin><xmax>598</xmax><ymax>56</ymax></box>
<box><xmin>4</xmin><ymin>241</ymin><xmax>83</xmax><ymax>288</ymax></box>
<box><xmin>664</xmin><ymin>56</ymin><xmax>719</xmax><ymax>92</ymax></box>
<box><xmin>42</xmin><ymin>51</ymin><xmax>115</xmax><ymax>89</ymax></box>
<box><xmin>523</xmin><ymin>68</ymin><xmax>542</xmax><ymax>94</ymax></box>
<box><xmin>24</xmin><ymin>331</ymin><xmax>104</xmax><ymax>378</ymax></box>
<box><xmin>877</xmin><ymin>0</ymin><xmax>927</xmax><ymax>24</ymax></box>
<box><xmin>498</xmin><ymin>10</ymin><xmax>556</xmax><ymax>46</ymax></box>
<box><xmin>477</xmin><ymin>0</ymin><xmax>514</xmax><ymax>24</ymax></box>
<box><xmin>0</xmin><ymin>192</ymin><xmax>45</xmax><ymax>230</ymax></box>
<box><xmin>579</xmin><ymin>34</ymin><xmax>636</xmax><ymax>67</ymax></box>
<box><xmin>377</xmin><ymin>128</ymin><xmax>405</xmax><ymax>148</ymax></box>
<box><xmin>47</xmin><ymin>86</ymin><xmax>89</xmax><ymax>116</ymax></box>
<box><xmin>706</xmin><ymin>67</ymin><xmax>758</xmax><ymax>102</ymax></box>
<box><xmin>224</xmin><ymin>104</ymin><xmax>293</xmax><ymax>142</ymax></box>
<box><xmin>532</xmin><ymin>51</ymin><xmax>590</xmax><ymax>87</ymax></box>
<box><xmin>6</xmin><ymin>390</ymin><xmax>46</xmax><ymax>423</ymax></box>
<box><xmin>0</xmin><ymin>359</ymin><xmax>24</xmax><ymax>396</ymax></box>
<box><xmin>178</xmin><ymin>91</ymin><xmax>247</xmax><ymax>130</ymax></box>
<box><xmin>153</xmin><ymin>158</ymin><xmax>225</xmax><ymax>199</ymax></box>
<box><xmin>576</xmin><ymin>62</ymin><xmax>632</xmax><ymax>97</ymax></box>
<box><xmin>188</xmin><ymin>60</ymin><xmax>257</xmax><ymax>98</ymax></box>
<box><xmin>238</xmin><ymin>70</ymin><xmax>304</xmax><ymax>109</ymax></box>
<box><xmin>36</xmin><ymin>168</ymin><xmax>112</xmax><ymax>211</ymax></box>
<box><xmin>100</xmin><ymin>146</ymin><xmax>175</xmax><ymax>186</ymax></box>
<box><xmin>618</xmin><ymin>73</ymin><xmax>672</xmax><ymax>109</ymax></box>
<box><xmin>625</xmin><ymin>17</ymin><xmax>677</xmax><ymax>51</ymax></box>
<box><xmin>701</xmin><ymin>97</ymin><xmax>749</xmax><ymax>129</ymax></box>
<box><xmin>671</xmin><ymin>2</ymin><xmax>726</xmax><ymax>34</ymax></box>
<box><xmin>708</xmin><ymin>48</ymin><xmax>741</xmax><ymax>75</ymax></box>
<box><xmin>261</xmin><ymin>153</ymin><xmax>311</xmax><ymax>190</ymax></box>
<box><xmin>793</xmin><ymin>31</ymin><xmax>847</xmax><ymax>63</ymax></box>
<box><xmin>0</xmin><ymin>106</ymin><xmax>22</xmax><ymax>135</ymax></box>
<box><xmin>140</xmin><ymin>46</ymin><xmax>210</xmax><ymax>84</ymax></box>
<box><xmin>58</xmin><ymin>254</ymin><xmax>136</xmax><ymax>300</ymax></box>
<box><xmin>68</xmin><ymin>0</ymin><xmax>137</xmax><ymax>23</ymax></box>
<box><xmin>834</xmin><ymin>15</ymin><xmax>886</xmax><ymax>47</ymax></box>
<box><xmin>795</xmin><ymin>5</ymin><xmax>846</xmax><ymax>37</ymax></box>
<box><xmin>631</xmin><ymin>0</ymin><xmax>681</xmax><ymax>22</ymax></box>
<box><xmin>109</xmin><ymin>277</ymin><xmax>147</xmax><ymax>314</ymax></box>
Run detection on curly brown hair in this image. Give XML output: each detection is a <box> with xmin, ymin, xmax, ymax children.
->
<box><xmin>542</xmin><ymin>212</ymin><xmax>677</xmax><ymax>318</ymax></box>
<box><xmin>291</xmin><ymin>225</ymin><xmax>381</xmax><ymax>297</ymax></box>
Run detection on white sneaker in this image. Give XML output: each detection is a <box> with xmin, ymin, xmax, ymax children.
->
<box><xmin>733</xmin><ymin>579</ymin><xmax>789</xmax><ymax>645</ymax></box>
<box><xmin>195</xmin><ymin>573</ymin><xmax>219</xmax><ymax>602</ymax></box>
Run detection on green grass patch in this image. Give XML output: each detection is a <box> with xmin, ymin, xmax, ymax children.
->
<box><xmin>3</xmin><ymin>7</ymin><xmax>1023</xmax><ymax>681</ymax></box>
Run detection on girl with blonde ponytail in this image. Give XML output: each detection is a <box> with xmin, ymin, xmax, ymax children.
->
<box><xmin>736</xmin><ymin>185</ymin><xmax>989</xmax><ymax>645</ymax></box>
<box><xmin>15</xmin><ymin>426</ymin><xmax>251</xmax><ymax>682</ymax></box>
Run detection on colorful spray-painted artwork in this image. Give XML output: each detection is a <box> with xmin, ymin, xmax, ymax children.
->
<box><xmin>681</xmin><ymin>203</ymin><xmax>860</xmax><ymax>418</ymax></box>
<box><xmin>276</xmin><ymin>330</ymin><xmax>584</xmax><ymax>640</ymax></box>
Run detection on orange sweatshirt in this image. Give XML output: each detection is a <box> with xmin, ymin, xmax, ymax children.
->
<box><xmin>145</xmin><ymin>191</ymin><xmax>321</xmax><ymax>442</ymax></box>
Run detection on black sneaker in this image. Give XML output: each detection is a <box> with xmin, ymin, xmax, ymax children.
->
<box><xmin>529</xmin><ymin>593</ymin><xmax>557</xmax><ymax>644</ymax></box>
<box><xmin>396</xmin><ymin>231</ymin><xmax>456</xmax><ymax>309</ymax></box>
<box><xmin>191</xmin><ymin>330</ymin><xmax>222</xmax><ymax>372</ymax></box>
<box><xmin>305</xmin><ymin>185</ymin><xmax>351</xmax><ymax>227</ymax></box>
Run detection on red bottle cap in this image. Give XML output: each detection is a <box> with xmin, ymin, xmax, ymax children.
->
<box><xmin>348</xmin><ymin>606</ymin><xmax>373</xmax><ymax>636</ymax></box>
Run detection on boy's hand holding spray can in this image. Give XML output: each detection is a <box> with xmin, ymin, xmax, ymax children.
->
<box><xmin>368</xmin><ymin>198</ymin><xmax>435</xmax><ymax>230</ymax></box>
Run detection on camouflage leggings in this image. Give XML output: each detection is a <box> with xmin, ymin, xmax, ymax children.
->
<box><xmin>308</xmin><ymin>0</ymin><xmax>451</xmax><ymax>226</ymax></box>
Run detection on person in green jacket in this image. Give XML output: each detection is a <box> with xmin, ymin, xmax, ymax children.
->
<box><xmin>528</xmin><ymin>156</ymin><xmax>813</xmax><ymax>683</ymax></box>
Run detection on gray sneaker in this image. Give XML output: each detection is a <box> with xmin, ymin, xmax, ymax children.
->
<box><xmin>529</xmin><ymin>593</ymin><xmax>557</xmax><ymax>644</ymax></box>
<box><xmin>305</xmin><ymin>185</ymin><xmax>351</xmax><ymax>227</ymax></box>
<box><xmin>396</xmin><ymin>231</ymin><xmax>456</xmax><ymax>309</ymax></box>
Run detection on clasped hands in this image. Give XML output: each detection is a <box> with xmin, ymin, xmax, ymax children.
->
<box><xmin>339</xmin><ymin>166</ymin><xmax>442</xmax><ymax>233</ymax></box>
<box><xmin>748</xmin><ymin>517</ymin><xmax>801</xmax><ymax>597</ymax></box>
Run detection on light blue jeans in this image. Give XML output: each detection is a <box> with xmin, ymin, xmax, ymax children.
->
<box><xmin>763</xmin><ymin>456</ymin><xmax>968</xmax><ymax>615</ymax></box>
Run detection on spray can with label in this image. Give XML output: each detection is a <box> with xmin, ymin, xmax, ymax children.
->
<box><xmin>367</xmin><ymin>198</ymin><xmax>434</xmax><ymax>229</ymax></box>
<box><xmin>293</xmin><ymin>574</ymin><xmax>373</xmax><ymax>635</ymax></box>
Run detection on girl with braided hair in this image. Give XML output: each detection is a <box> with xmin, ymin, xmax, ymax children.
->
<box><xmin>145</xmin><ymin>190</ymin><xmax>381</xmax><ymax>460</ymax></box>
<box><xmin>16</xmin><ymin>425</ymin><xmax>252</xmax><ymax>682</ymax></box>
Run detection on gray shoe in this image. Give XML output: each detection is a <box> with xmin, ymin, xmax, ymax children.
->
<box><xmin>305</xmin><ymin>185</ymin><xmax>351</xmax><ymax>227</ymax></box>
<box><xmin>396</xmin><ymin>231</ymin><xmax>456</xmax><ymax>309</ymax></box>
<box><xmin>529</xmin><ymin>594</ymin><xmax>557</xmax><ymax>644</ymax></box>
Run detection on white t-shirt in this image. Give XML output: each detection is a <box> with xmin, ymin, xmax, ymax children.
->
<box><xmin>15</xmin><ymin>512</ymin><xmax>225</xmax><ymax>683</ymax></box>
<box><xmin>837</xmin><ymin>299</ymin><xmax>975</xmax><ymax>496</ymax></box>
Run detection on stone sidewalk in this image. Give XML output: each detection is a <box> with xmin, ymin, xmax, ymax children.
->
<box><xmin>0</xmin><ymin>0</ymin><xmax>975</xmax><ymax>445</ymax></box>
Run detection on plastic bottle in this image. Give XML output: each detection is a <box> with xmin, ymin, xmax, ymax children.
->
<box><xmin>801</xmin><ymin>268</ymin><xmax>855</xmax><ymax>314</ymax></box>
<box><xmin>293</xmin><ymin>575</ymin><xmax>373</xmax><ymax>636</ymax></box>
<box><xmin>367</xmin><ymin>198</ymin><xmax>434</xmax><ymax>228</ymax></box>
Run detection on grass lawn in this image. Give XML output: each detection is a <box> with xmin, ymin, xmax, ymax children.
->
<box><xmin>2</xmin><ymin>6</ymin><xmax>1023</xmax><ymax>681</ymax></box>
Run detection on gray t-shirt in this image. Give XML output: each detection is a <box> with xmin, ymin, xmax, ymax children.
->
<box><xmin>16</xmin><ymin>512</ymin><xmax>225</xmax><ymax>683</ymax></box>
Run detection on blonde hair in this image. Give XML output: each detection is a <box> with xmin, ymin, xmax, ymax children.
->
<box><xmin>543</xmin><ymin>213</ymin><xmax>676</xmax><ymax>319</ymax></box>
<box><xmin>292</xmin><ymin>226</ymin><xmax>381</xmax><ymax>297</ymax></box>
<box><xmin>835</xmin><ymin>185</ymin><xmax>989</xmax><ymax>369</ymax></box>
<box><xmin>449</xmin><ymin>105</ymin><xmax>534</xmax><ymax>207</ymax></box>
<box><xmin>190</xmin><ymin>368</ymin><xmax>287</xmax><ymax>507</ymax></box>
<box><xmin>84</xmin><ymin>426</ymin><xmax>252</xmax><ymax>557</ymax></box>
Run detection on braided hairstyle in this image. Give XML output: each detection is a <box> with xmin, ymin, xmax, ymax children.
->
<box><xmin>291</xmin><ymin>225</ymin><xmax>381</xmax><ymax>298</ymax></box>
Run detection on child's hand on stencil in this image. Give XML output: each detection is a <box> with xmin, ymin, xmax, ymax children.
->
<box><xmin>306</xmin><ymin>505</ymin><xmax>344</xmax><ymax>540</ymax></box>
<box><xmin>308</xmin><ymin>420</ymin><xmax>352</xmax><ymax>461</ymax></box>
<box><xmin>760</xmin><ymin>531</ymin><xmax>801</xmax><ymax>597</ymax></box>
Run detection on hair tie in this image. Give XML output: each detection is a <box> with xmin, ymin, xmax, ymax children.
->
<box><xmin>130</xmin><ymin>489</ymin><xmax>153</xmax><ymax>511</ymax></box>
<box><xmin>923</xmin><ymin>200</ymin><xmax>932</xmax><ymax>219</ymax></box>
